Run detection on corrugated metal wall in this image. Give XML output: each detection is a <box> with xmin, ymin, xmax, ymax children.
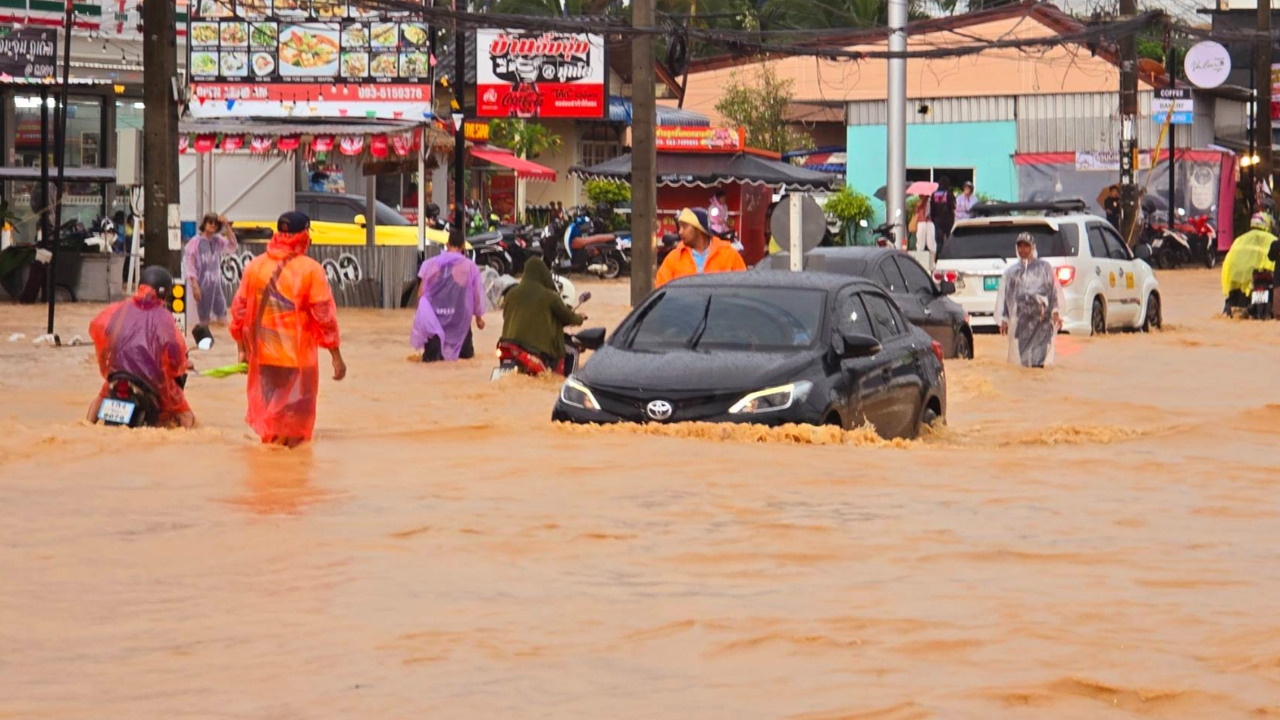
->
<box><xmin>845</xmin><ymin>91</ymin><xmax>1217</xmax><ymax>153</ymax></box>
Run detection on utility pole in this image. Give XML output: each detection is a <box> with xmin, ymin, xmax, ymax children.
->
<box><xmin>47</xmin><ymin>0</ymin><xmax>73</xmax><ymax>336</ymax></box>
<box><xmin>143</xmin><ymin>0</ymin><xmax>180</xmax><ymax>271</ymax></box>
<box><xmin>1257</xmin><ymin>0</ymin><xmax>1274</xmax><ymax>195</ymax></box>
<box><xmin>1118</xmin><ymin>0</ymin><xmax>1139</xmax><ymax>243</ymax></box>
<box><xmin>1167</xmin><ymin>31</ymin><xmax>1176</xmax><ymax>220</ymax></box>
<box><xmin>453</xmin><ymin>13</ymin><xmax>466</xmax><ymax>234</ymax></box>
<box><xmin>886</xmin><ymin>0</ymin><xmax>907</xmax><ymax>249</ymax></box>
<box><xmin>630</xmin><ymin>0</ymin><xmax>657</xmax><ymax>304</ymax></box>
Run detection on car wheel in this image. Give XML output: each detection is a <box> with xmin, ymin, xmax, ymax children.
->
<box><xmin>953</xmin><ymin>330</ymin><xmax>974</xmax><ymax>360</ymax></box>
<box><xmin>1090</xmin><ymin>297</ymin><xmax>1107</xmax><ymax>336</ymax></box>
<box><xmin>1141</xmin><ymin>293</ymin><xmax>1162</xmax><ymax>332</ymax></box>
<box><xmin>913</xmin><ymin>402</ymin><xmax>942</xmax><ymax>439</ymax></box>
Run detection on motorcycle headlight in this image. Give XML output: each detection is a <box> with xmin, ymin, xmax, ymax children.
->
<box><xmin>728</xmin><ymin>381</ymin><xmax>813</xmax><ymax>415</ymax></box>
<box><xmin>560</xmin><ymin>376</ymin><xmax>600</xmax><ymax>411</ymax></box>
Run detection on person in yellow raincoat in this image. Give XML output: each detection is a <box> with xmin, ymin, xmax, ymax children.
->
<box><xmin>1221</xmin><ymin>212</ymin><xmax>1277</xmax><ymax>316</ymax></box>
<box><xmin>230</xmin><ymin>212</ymin><xmax>346</xmax><ymax>447</ymax></box>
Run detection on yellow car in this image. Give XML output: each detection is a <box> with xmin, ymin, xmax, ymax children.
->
<box><xmin>233</xmin><ymin>192</ymin><xmax>450</xmax><ymax>247</ymax></box>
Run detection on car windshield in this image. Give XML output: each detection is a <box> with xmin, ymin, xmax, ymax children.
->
<box><xmin>374</xmin><ymin>201</ymin><xmax>412</xmax><ymax>226</ymax></box>
<box><xmin>941</xmin><ymin>224</ymin><xmax>1071</xmax><ymax>260</ymax></box>
<box><xmin>622</xmin><ymin>287</ymin><xmax>825</xmax><ymax>351</ymax></box>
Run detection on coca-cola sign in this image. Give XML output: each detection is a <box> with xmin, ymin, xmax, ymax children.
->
<box><xmin>475</xmin><ymin>29</ymin><xmax>605</xmax><ymax>119</ymax></box>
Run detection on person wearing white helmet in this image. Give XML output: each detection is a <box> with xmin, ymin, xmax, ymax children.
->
<box><xmin>996</xmin><ymin>231</ymin><xmax>1065</xmax><ymax>368</ymax></box>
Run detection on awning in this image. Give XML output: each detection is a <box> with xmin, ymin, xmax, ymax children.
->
<box><xmin>801</xmin><ymin>152</ymin><xmax>847</xmax><ymax>174</ymax></box>
<box><xmin>571</xmin><ymin>151</ymin><xmax>836</xmax><ymax>190</ymax></box>
<box><xmin>470</xmin><ymin>146</ymin><xmax>557</xmax><ymax>183</ymax></box>
<box><xmin>609</xmin><ymin>98</ymin><xmax>710</xmax><ymax>127</ymax></box>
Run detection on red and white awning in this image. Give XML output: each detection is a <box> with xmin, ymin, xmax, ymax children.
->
<box><xmin>470</xmin><ymin>146</ymin><xmax>557</xmax><ymax>183</ymax></box>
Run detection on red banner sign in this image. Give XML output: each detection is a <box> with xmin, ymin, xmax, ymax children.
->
<box><xmin>655</xmin><ymin>126</ymin><xmax>746</xmax><ymax>152</ymax></box>
<box><xmin>474</xmin><ymin>29</ymin><xmax>605</xmax><ymax>119</ymax></box>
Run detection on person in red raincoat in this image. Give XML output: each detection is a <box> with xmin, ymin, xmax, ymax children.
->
<box><xmin>230</xmin><ymin>212</ymin><xmax>346</xmax><ymax>447</ymax></box>
<box><xmin>87</xmin><ymin>266</ymin><xmax>195</xmax><ymax>428</ymax></box>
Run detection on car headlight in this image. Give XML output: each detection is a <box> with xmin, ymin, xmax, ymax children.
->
<box><xmin>559</xmin><ymin>376</ymin><xmax>600</xmax><ymax>410</ymax></box>
<box><xmin>728</xmin><ymin>381</ymin><xmax>813</xmax><ymax>415</ymax></box>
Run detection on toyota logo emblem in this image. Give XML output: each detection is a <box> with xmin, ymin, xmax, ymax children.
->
<box><xmin>645</xmin><ymin>399</ymin><xmax>674</xmax><ymax>421</ymax></box>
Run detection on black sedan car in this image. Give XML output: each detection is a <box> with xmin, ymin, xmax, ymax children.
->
<box><xmin>768</xmin><ymin>247</ymin><xmax>974</xmax><ymax>359</ymax></box>
<box><xmin>552</xmin><ymin>272</ymin><xmax>947</xmax><ymax>440</ymax></box>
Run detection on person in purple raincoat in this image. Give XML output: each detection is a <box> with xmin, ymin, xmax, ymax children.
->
<box><xmin>411</xmin><ymin>230</ymin><xmax>487</xmax><ymax>362</ymax></box>
<box><xmin>182</xmin><ymin>213</ymin><xmax>238</xmax><ymax>326</ymax></box>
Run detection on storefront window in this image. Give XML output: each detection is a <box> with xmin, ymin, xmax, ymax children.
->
<box><xmin>7</xmin><ymin>96</ymin><xmax>107</xmax><ymax>244</ymax></box>
<box><xmin>116</xmin><ymin>100</ymin><xmax>145</xmax><ymax>131</ymax></box>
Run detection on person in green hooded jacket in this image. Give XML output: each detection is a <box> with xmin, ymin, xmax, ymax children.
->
<box><xmin>499</xmin><ymin>257</ymin><xmax>586</xmax><ymax>371</ymax></box>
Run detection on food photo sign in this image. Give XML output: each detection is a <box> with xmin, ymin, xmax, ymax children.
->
<box><xmin>187</xmin><ymin>0</ymin><xmax>432</xmax><ymax>120</ymax></box>
<box><xmin>474</xmin><ymin>29</ymin><xmax>605</xmax><ymax>119</ymax></box>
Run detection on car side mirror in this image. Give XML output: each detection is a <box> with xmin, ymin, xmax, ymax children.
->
<box><xmin>354</xmin><ymin>214</ymin><xmax>367</xmax><ymax>228</ymax></box>
<box><xmin>938</xmin><ymin>280</ymin><xmax>956</xmax><ymax>296</ymax></box>
<box><xmin>575</xmin><ymin>327</ymin><xmax>606</xmax><ymax>350</ymax></box>
<box><xmin>1134</xmin><ymin>244</ymin><xmax>1153</xmax><ymax>261</ymax></box>
<box><xmin>836</xmin><ymin>331</ymin><xmax>881</xmax><ymax>359</ymax></box>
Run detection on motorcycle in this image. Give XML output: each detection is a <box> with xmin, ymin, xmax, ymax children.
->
<box><xmin>97</xmin><ymin>325</ymin><xmax>213</xmax><ymax>428</ymax></box>
<box><xmin>656</xmin><ymin>231</ymin><xmax>680</xmax><ymax>266</ymax></box>
<box><xmin>1172</xmin><ymin>209</ymin><xmax>1218</xmax><ymax>269</ymax></box>
<box><xmin>557</xmin><ymin>209</ymin><xmax>630</xmax><ymax>279</ymax></box>
<box><xmin>1251</xmin><ymin>269</ymin><xmax>1274</xmax><ymax>320</ymax></box>
<box><xmin>491</xmin><ymin>292</ymin><xmax>601</xmax><ymax>379</ymax></box>
<box><xmin>468</xmin><ymin>231</ymin><xmax>514</xmax><ymax>276</ymax></box>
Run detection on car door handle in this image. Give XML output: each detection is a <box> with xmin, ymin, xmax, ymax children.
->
<box><xmin>1095</xmin><ymin>267</ymin><xmax>1102</xmax><ymax>275</ymax></box>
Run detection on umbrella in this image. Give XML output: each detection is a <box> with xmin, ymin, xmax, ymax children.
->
<box><xmin>1096</xmin><ymin>184</ymin><xmax>1120</xmax><ymax>207</ymax></box>
<box><xmin>906</xmin><ymin>180</ymin><xmax>938</xmax><ymax>196</ymax></box>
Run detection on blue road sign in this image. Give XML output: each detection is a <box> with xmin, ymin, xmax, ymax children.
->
<box><xmin>1153</xmin><ymin>112</ymin><xmax>1193</xmax><ymax>125</ymax></box>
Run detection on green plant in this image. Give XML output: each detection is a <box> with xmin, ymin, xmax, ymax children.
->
<box><xmin>715</xmin><ymin>65</ymin><xmax>813</xmax><ymax>155</ymax></box>
<box><xmin>487</xmin><ymin>119</ymin><xmax>562</xmax><ymax>160</ymax></box>
<box><xmin>584</xmin><ymin>179</ymin><xmax>631</xmax><ymax>207</ymax></box>
<box><xmin>824</xmin><ymin>186</ymin><xmax>874</xmax><ymax>246</ymax></box>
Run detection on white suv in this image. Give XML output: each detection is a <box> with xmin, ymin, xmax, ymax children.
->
<box><xmin>934</xmin><ymin>202</ymin><xmax>1162</xmax><ymax>336</ymax></box>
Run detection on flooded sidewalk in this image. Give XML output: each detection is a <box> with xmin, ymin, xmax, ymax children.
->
<box><xmin>1</xmin><ymin>269</ymin><xmax>1278</xmax><ymax>719</ymax></box>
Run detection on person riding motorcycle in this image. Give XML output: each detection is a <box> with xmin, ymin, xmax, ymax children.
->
<box><xmin>86</xmin><ymin>265</ymin><xmax>195</xmax><ymax>428</ymax></box>
<box><xmin>498</xmin><ymin>257</ymin><xmax>585</xmax><ymax>374</ymax></box>
<box><xmin>1221</xmin><ymin>212</ymin><xmax>1278</xmax><ymax>316</ymax></box>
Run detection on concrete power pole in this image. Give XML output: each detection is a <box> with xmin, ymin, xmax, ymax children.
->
<box><xmin>1118</xmin><ymin>0</ymin><xmax>1139</xmax><ymax>243</ymax></box>
<box><xmin>886</xmin><ymin>0</ymin><xmax>907</xmax><ymax>248</ymax></box>
<box><xmin>1257</xmin><ymin>0</ymin><xmax>1274</xmax><ymax>192</ymax></box>
<box><xmin>630</xmin><ymin>0</ymin><xmax>657</xmax><ymax>304</ymax></box>
<box><xmin>143</xmin><ymin>0</ymin><xmax>180</xmax><ymax>271</ymax></box>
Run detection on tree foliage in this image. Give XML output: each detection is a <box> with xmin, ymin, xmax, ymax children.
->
<box><xmin>487</xmin><ymin>119</ymin><xmax>563</xmax><ymax>159</ymax></box>
<box><xmin>714</xmin><ymin>65</ymin><xmax>813</xmax><ymax>155</ymax></box>
<box><xmin>824</xmin><ymin>186</ymin><xmax>874</xmax><ymax>245</ymax></box>
<box><xmin>584</xmin><ymin>179</ymin><xmax>631</xmax><ymax>207</ymax></box>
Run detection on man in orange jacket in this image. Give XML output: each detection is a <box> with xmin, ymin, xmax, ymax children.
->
<box><xmin>655</xmin><ymin>207</ymin><xmax>746</xmax><ymax>287</ymax></box>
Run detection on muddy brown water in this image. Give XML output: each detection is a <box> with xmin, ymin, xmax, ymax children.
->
<box><xmin>2</xmin><ymin>269</ymin><xmax>1278</xmax><ymax>719</ymax></box>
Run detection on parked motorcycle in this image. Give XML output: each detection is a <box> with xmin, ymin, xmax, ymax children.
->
<box><xmin>557</xmin><ymin>208</ymin><xmax>630</xmax><ymax>279</ymax></box>
<box><xmin>1172</xmin><ymin>209</ymin><xmax>1218</xmax><ymax>269</ymax></box>
<box><xmin>468</xmin><ymin>231</ymin><xmax>514</xmax><ymax>276</ymax></box>
<box><xmin>491</xmin><ymin>292</ymin><xmax>602</xmax><ymax>379</ymax></box>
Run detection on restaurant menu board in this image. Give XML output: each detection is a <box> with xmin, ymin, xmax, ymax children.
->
<box><xmin>187</xmin><ymin>0</ymin><xmax>432</xmax><ymax>120</ymax></box>
<box><xmin>475</xmin><ymin>29</ymin><xmax>605</xmax><ymax>119</ymax></box>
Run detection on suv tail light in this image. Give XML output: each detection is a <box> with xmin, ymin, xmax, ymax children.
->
<box><xmin>1056</xmin><ymin>266</ymin><xmax>1076</xmax><ymax>286</ymax></box>
<box><xmin>931</xmin><ymin>340</ymin><xmax>945</xmax><ymax>363</ymax></box>
<box><xmin>932</xmin><ymin>270</ymin><xmax>958</xmax><ymax>283</ymax></box>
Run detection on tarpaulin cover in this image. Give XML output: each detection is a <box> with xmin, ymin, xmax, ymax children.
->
<box><xmin>1014</xmin><ymin>149</ymin><xmax>1236</xmax><ymax>250</ymax></box>
<box><xmin>182</xmin><ymin>232</ymin><xmax>238</xmax><ymax>324</ymax></box>
<box><xmin>470</xmin><ymin>146</ymin><xmax>558</xmax><ymax>183</ymax></box>
<box><xmin>571</xmin><ymin>151</ymin><xmax>836</xmax><ymax>190</ymax></box>
<box><xmin>89</xmin><ymin>287</ymin><xmax>190</xmax><ymax>421</ymax></box>
<box><xmin>1221</xmin><ymin>228</ymin><xmax>1277</xmax><ymax>297</ymax></box>
<box><xmin>230</xmin><ymin>230</ymin><xmax>341</xmax><ymax>442</ymax></box>
<box><xmin>410</xmin><ymin>252</ymin><xmax>484</xmax><ymax>359</ymax></box>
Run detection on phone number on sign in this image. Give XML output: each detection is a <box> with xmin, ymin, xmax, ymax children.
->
<box><xmin>355</xmin><ymin>86</ymin><xmax>427</xmax><ymax>101</ymax></box>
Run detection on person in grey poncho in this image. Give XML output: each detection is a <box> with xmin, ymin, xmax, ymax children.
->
<box><xmin>997</xmin><ymin>232</ymin><xmax>1064</xmax><ymax>367</ymax></box>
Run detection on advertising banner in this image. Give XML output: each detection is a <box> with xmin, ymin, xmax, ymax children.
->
<box><xmin>187</xmin><ymin>0</ymin><xmax>431</xmax><ymax>120</ymax></box>
<box><xmin>0</xmin><ymin>28</ymin><xmax>55</xmax><ymax>80</ymax></box>
<box><xmin>474</xmin><ymin>29</ymin><xmax>606</xmax><ymax>119</ymax></box>
<box><xmin>655</xmin><ymin>126</ymin><xmax>745</xmax><ymax>152</ymax></box>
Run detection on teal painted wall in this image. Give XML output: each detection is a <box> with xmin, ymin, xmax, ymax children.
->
<box><xmin>845</xmin><ymin>121</ymin><xmax>1017</xmax><ymax>223</ymax></box>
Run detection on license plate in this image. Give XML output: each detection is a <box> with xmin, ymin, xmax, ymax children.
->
<box><xmin>1253</xmin><ymin>290</ymin><xmax>1269</xmax><ymax>305</ymax></box>
<box><xmin>490</xmin><ymin>366</ymin><xmax>515</xmax><ymax>382</ymax></box>
<box><xmin>98</xmin><ymin>398</ymin><xmax>136</xmax><ymax>425</ymax></box>
<box><xmin>983</xmin><ymin>276</ymin><xmax>1000</xmax><ymax>291</ymax></box>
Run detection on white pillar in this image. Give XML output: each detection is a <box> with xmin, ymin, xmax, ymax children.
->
<box><xmin>886</xmin><ymin>0</ymin><xmax>908</xmax><ymax>248</ymax></box>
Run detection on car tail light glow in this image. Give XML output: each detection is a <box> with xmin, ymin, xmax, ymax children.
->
<box><xmin>1056</xmin><ymin>266</ymin><xmax>1076</xmax><ymax>286</ymax></box>
<box><xmin>932</xmin><ymin>270</ymin><xmax>958</xmax><ymax>283</ymax></box>
<box><xmin>931</xmin><ymin>340</ymin><xmax>945</xmax><ymax>363</ymax></box>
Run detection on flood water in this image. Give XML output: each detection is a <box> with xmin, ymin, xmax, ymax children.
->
<box><xmin>2</xmin><ymin>268</ymin><xmax>1278</xmax><ymax>719</ymax></box>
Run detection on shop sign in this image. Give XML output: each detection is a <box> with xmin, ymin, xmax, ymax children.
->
<box><xmin>655</xmin><ymin>126</ymin><xmax>745</xmax><ymax>152</ymax></box>
<box><xmin>186</xmin><ymin>0</ymin><xmax>432</xmax><ymax>120</ymax></box>
<box><xmin>0</xmin><ymin>28</ymin><xmax>56</xmax><ymax>80</ymax></box>
<box><xmin>475</xmin><ymin>29</ymin><xmax>606</xmax><ymax>119</ymax></box>
<box><xmin>1183</xmin><ymin>41</ymin><xmax>1230</xmax><ymax>90</ymax></box>
<box><xmin>464</xmin><ymin>120</ymin><xmax>490</xmax><ymax>142</ymax></box>
<box><xmin>1075</xmin><ymin>150</ymin><xmax>1152</xmax><ymax>172</ymax></box>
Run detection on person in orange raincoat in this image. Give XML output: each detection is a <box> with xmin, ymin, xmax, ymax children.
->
<box><xmin>655</xmin><ymin>207</ymin><xmax>746</xmax><ymax>288</ymax></box>
<box><xmin>87</xmin><ymin>265</ymin><xmax>195</xmax><ymax>428</ymax></box>
<box><xmin>230</xmin><ymin>212</ymin><xmax>346</xmax><ymax>447</ymax></box>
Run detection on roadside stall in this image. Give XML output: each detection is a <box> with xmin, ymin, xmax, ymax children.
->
<box><xmin>570</xmin><ymin>127</ymin><xmax>836</xmax><ymax>265</ymax></box>
<box><xmin>182</xmin><ymin>0</ymin><xmax>439</xmax><ymax>308</ymax></box>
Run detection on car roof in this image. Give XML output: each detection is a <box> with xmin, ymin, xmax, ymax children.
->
<box><xmin>667</xmin><ymin>269</ymin><xmax>883</xmax><ymax>293</ymax></box>
<box><xmin>953</xmin><ymin>213</ymin><xmax>1104</xmax><ymax>230</ymax></box>
<box><xmin>296</xmin><ymin>192</ymin><xmax>370</xmax><ymax>203</ymax></box>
